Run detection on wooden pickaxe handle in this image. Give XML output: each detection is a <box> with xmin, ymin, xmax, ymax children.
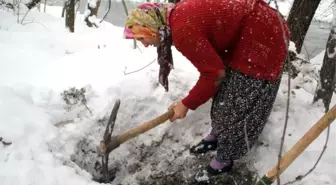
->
<box><xmin>256</xmin><ymin>104</ymin><xmax>336</xmax><ymax>185</ymax></box>
<box><xmin>118</xmin><ymin>109</ymin><xmax>175</xmax><ymax>145</ymax></box>
<box><xmin>99</xmin><ymin>109</ymin><xmax>175</xmax><ymax>154</ymax></box>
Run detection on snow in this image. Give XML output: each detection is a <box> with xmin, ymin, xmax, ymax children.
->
<box><xmin>88</xmin><ymin>0</ymin><xmax>99</xmax><ymax>8</ymax></box>
<box><xmin>0</xmin><ymin>3</ymin><xmax>336</xmax><ymax>185</ymax></box>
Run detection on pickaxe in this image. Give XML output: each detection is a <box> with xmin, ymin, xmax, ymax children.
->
<box><xmin>96</xmin><ymin>99</ymin><xmax>174</xmax><ymax>182</ymax></box>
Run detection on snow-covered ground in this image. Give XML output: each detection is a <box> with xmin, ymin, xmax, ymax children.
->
<box><xmin>0</xmin><ymin>3</ymin><xmax>335</xmax><ymax>185</ymax></box>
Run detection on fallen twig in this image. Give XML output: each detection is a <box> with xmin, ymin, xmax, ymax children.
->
<box><xmin>83</xmin><ymin>102</ymin><xmax>93</xmax><ymax>115</ymax></box>
<box><xmin>123</xmin><ymin>58</ymin><xmax>156</xmax><ymax>75</ymax></box>
<box><xmin>0</xmin><ymin>137</ymin><xmax>12</xmax><ymax>146</ymax></box>
<box><xmin>21</xmin><ymin>20</ymin><xmax>50</xmax><ymax>31</ymax></box>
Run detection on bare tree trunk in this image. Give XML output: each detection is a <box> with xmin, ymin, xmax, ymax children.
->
<box><xmin>286</xmin><ymin>0</ymin><xmax>322</xmax><ymax>54</ymax></box>
<box><xmin>84</xmin><ymin>0</ymin><xmax>101</xmax><ymax>28</ymax></box>
<box><xmin>65</xmin><ymin>0</ymin><xmax>75</xmax><ymax>32</ymax></box>
<box><xmin>43</xmin><ymin>0</ymin><xmax>46</xmax><ymax>12</ymax></box>
<box><xmin>37</xmin><ymin>2</ymin><xmax>40</xmax><ymax>11</ymax></box>
<box><xmin>62</xmin><ymin>1</ymin><xmax>66</xmax><ymax>17</ymax></box>
<box><xmin>313</xmin><ymin>24</ymin><xmax>336</xmax><ymax>112</ymax></box>
<box><xmin>12</xmin><ymin>0</ymin><xmax>15</xmax><ymax>15</ymax></box>
<box><xmin>25</xmin><ymin>0</ymin><xmax>41</xmax><ymax>9</ymax></box>
<box><xmin>62</xmin><ymin>0</ymin><xmax>80</xmax><ymax>19</ymax></box>
<box><xmin>17</xmin><ymin>0</ymin><xmax>20</xmax><ymax>23</ymax></box>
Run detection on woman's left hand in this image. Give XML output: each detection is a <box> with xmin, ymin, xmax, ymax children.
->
<box><xmin>168</xmin><ymin>101</ymin><xmax>189</xmax><ymax>122</ymax></box>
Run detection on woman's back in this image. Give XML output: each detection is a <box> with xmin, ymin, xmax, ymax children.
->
<box><xmin>170</xmin><ymin>0</ymin><xmax>257</xmax><ymax>56</ymax></box>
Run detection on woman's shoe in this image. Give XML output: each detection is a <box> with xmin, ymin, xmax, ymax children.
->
<box><xmin>189</xmin><ymin>139</ymin><xmax>217</xmax><ymax>154</ymax></box>
<box><xmin>206</xmin><ymin>158</ymin><xmax>234</xmax><ymax>175</ymax></box>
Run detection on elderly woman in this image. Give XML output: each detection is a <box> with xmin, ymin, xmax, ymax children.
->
<box><xmin>124</xmin><ymin>0</ymin><xmax>290</xmax><ymax>175</ymax></box>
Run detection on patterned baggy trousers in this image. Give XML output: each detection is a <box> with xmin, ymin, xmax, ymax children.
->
<box><xmin>210</xmin><ymin>68</ymin><xmax>280</xmax><ymax>161</ymax></box>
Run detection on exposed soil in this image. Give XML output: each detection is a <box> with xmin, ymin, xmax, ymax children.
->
<box><xmin>70</xmin><ymin>133</ymin><xmax>256</xmax><ymax>185</ymax></box>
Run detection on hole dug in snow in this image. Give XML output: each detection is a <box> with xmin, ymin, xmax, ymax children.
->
<box><xmin>63</xmin><ymin>94</ymin><xmax>256</xmax><ymax>185</ymax></box>
<box><xmin>68</xmin><ymin>124</ymin><xmax>256</xmax><ymax>185</ymax></box>
<box><xmin>59</xmin><ymin>86</ymin><xmax>118</xmax><ymax>182</ymax></box>
<box><xmin>70</xmin><ymin>138</ymin><xmax>119</xmax><ymax>183</ymax></box>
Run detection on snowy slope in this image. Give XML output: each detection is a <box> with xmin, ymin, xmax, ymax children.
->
<box><xmin>0</xmin><ymin>4</ymin><xmax>335</xmax><ymax>185</ymax></box>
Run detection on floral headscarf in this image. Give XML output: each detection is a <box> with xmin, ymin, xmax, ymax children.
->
<box><xmin>124</xmin><ymin>3</ymin><xmax>175</xmax><ymax>92</ymax></box>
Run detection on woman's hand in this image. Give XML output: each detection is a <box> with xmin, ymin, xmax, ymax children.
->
<box><xmin>168</xmin><ymin>101</ymin><xmax>189</xmax><ymax>122</ymax></box>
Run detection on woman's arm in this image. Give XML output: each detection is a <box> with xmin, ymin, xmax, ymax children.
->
<box><xmin>173</xmin><ymin>30</ymin><xmax>225</xmax><ymax>110</ymax></box>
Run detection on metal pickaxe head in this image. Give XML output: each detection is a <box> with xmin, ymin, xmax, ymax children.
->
<box><xmin>97</xmin><ymin>99</ymin><xmax>121</xmax><ymax>156</ymax></box>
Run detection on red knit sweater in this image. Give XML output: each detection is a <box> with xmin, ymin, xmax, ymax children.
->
<box><xmin>170</xmin><ymin>0</ymin><xmax>290</xmax><ymax>110</ymax></box>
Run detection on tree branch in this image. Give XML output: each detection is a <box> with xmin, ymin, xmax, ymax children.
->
<box><xmin>121</xmin><ymin>0</ymin><xmax>136</xmax><ymax>49</ymax></box>
<box><xmin>273</xmin><ymin>1</ymin><xmax>334</xmax><ymax>185</ymax></box>
<box><xmin>21</xmin><ymin>1</ymin><xmax>41</xmax><ymax>24</ymax></box>
<box><xmin>273</xmin><ymin>1</ymin><xmax>291</xmax><ymax>185</ymax></box>
<box><xmin>0</xmin><ymin>137</ymin><xmax>12</xmax><ymax>146</ymax></box>
<box><xmin>99</xmin><ymin>0</ymin><xmax>111</xmax><ymax>23</ymax></box>
<box><xmin>123</xmin><ymin>58</ymin><xmax>156</xmax><ymax>75</ymax></box>
<box><xmin>83</xmin><ymin>101</ymin><xmax>93</xmax><ymax>115</ymax></box>
<box><xmin>21</xmin><ymin>20</ymin><xmax>49</xmax><ymax>31</ymax></box>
